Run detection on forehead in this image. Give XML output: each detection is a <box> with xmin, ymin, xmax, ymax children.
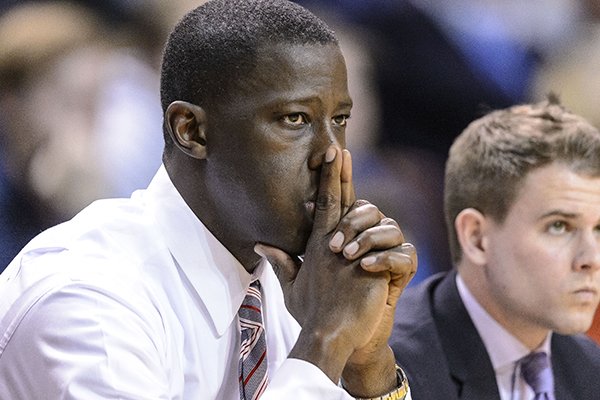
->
<box><xmin>233</xmin><ymin>42</ymin><xmax>351</xmax><ymax>107</ymax></box>
<box><xmin>510</xmin><ymin>163</ymin><xmax>600</xmax><ymax>219</ymax></box>
<box><xmin>255</xmin><ymin>41</ymin><xmax>347</xmax><ymax>76</ymax></box>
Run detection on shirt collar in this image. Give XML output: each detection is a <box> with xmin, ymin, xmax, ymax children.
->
<box><xmin>145</xmin><ymin>165</ymin><xmax>262</xmax><ymax>336</ymax></box>
<box><xmin>456</xmin><ymin>273</ymin><xmax>552</xmax><ymax>371</ymax></box>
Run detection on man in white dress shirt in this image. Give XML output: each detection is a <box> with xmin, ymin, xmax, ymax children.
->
<box><xmin>0</xmin><ymin>0</ymin><xmax>416</xmax><ymax>399</ymax></box>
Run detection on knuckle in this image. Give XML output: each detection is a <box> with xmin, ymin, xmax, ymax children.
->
<box><xmin>355</xmin><ymin>235</ymin><xmax>370</xmax><ymax>251</ymax></box>
<box><xmin>401</xmin><ymin>242</ymin><xmax>417</xmax><ymax>255</ymax></box>
<box><xmin>363</xmin><ymin>203</ymin><xmax>380</xmax><ymax>216</ymax></box>
<box><xmin>335</xmin><ymin>217</ymin><xmax>351</xmax><ymax>232</ymax></box>
<box><xmin>379</xmin><ymin>223</ymin><xmax>403</xmax><ymax>245</ymax></box>
<box><xmin>390</xmin><ymin>247</ymin><xmax>417</xmax><ymax>268</ymax></box>
<box><xmin>380</xmin><ymin>217</ymin><xmax>399</xmax><ymax>228</ymax></box>
<box><xmin>354</xmin><ymin>199</ymin><xmax>371</xmax><ymax>207</ymax></box>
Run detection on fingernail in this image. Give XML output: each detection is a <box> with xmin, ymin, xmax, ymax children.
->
<box><xmin>325</xmin><ymin>147</ymin><xmax>336</xmax><ymax>163</ymax></box>
<box><xmin>344</xmin><ymin>241</ymin><xmax>359</xmax><ymax>256</ymax></box>
<box><xmin>361</xmin><ymin>256</ymin><xmax>376</xmax><ymax>266</ymax></box>
<box><xmin>330</xmin><ymin>231</ymin><xmax>344</xmax><ymax>249</ymax></box>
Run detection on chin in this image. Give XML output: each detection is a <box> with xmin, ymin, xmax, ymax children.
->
<box><xmin>258</xmin><ymin>232</ymin><xmax>308</xmax><ymax>258</ymax></box>
<box><xmin>282</xmin><ymin>224</ymin><xmax>312</xmax><ymax>256</ymax></box>
<box><xmin>257</xmin><ymin>214</ymin><xmax>312</xmax><ymax>256</ymax></box>
<box><xmin>553</xmin><ymin>316</ymin><xmax>594</xmax><ymax>335</ymax></box>
<box><xmin>281</xmin><ymin>238</ymin><xmax>308</xmax><ymax>258</ymax></box>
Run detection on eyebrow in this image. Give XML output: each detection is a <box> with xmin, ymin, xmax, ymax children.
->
<box><xmin>336</xmin><ymin>99</ymin><xmax>353</xmax><ymax>109</ymax></box>
<box><xmin>539</xmin><ymin>210</ymin><xmax>579</xmax><ymax>220</ymax></box>
<box><xmin>275</xmin><ymin>95</ymin><xmax>352</xmax><ymax>106</ymax></box>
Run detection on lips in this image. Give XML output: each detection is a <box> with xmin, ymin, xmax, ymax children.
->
<box><xmin>573</xmin><ymin>287</ymin><xmax>599</xmax><ymax>303</ymax></box>
<box><xmin>304</xmin><ymin>190</ymin><xmax>318</xmax><ymax>219</ymax></box>
<box><xmin>304</xmin><ymin>199</ymin><xmax>316</xmax><ymax>218</ymax></box>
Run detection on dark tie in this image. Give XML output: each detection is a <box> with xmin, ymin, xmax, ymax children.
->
<box><xmin>520</xmin><ymin>351</ymin><xmax>555</xmax><ymax>400</ymax></box>
<box><xmin>238</xmin><ymin>280</ymin><xmax>268</xmax><ymax>400</ymax></box>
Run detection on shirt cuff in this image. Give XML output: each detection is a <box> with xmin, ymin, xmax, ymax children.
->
<box><xmin>262</xmin><ymin>358</ymin><xmax>353</xmax><ymax>399</ymax></box>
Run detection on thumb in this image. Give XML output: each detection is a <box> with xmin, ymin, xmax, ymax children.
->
<box><xmin>254</xmin><ymin>243</ymin><xmax>300</xmax><ymax>291</ymax></box>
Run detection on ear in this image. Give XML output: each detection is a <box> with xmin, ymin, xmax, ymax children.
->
<box><xmin>165</xmin><ymin>101</ymin><xmax>207</xmax><ymax>159</ymax></box>
<box><xmin>455</xmin><ymin>208</ymin><xmax>489</xmax><ymax>266</ymax></box>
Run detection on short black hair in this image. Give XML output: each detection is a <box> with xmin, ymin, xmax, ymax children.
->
<box><xmin>160</xmin><ymin>0</ymin><xmax>337</xmax><ymax>147</ymax></box>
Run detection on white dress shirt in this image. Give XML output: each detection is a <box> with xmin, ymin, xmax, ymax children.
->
<box><xmin>456</xmin><ymin>274</ymin><xmax>552</xmax><ymax>400</ymax></box>
<box><xmin>0</xmin><ymin>165</ymin><xmax>380</xmax><ymax>399</ymax></box>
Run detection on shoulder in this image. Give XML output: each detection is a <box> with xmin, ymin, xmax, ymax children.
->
<box><xmin>393</xmin><ymin>271</ymin><xmax>449</xmax><ymax>329</ymax></box>
<box><xmin>32</xmin><ymin>196</ymin><xmax>158</xmax><ymax>256</ymax></box>
<box><xmin>0</xmin><ymin>278</ymin><xmax>173</xmax><ymax>398</ymax></box>
<box><xmin>390</xmin><ymin>273</ymin><xmax>443</xmax><ymax>364</ymax></box>
<box><xmin>4</xmin><ymin>194</ymin><xmax>169</xmax><ymax>284</ymax></box>
<box><xmin>551</xmin><ymin>333</ymin><xmax>600</xmax><ymax>395</ymax></box>
<box><xmin>0</xmin><ymin>189</ymin><xmax>190</xmax><ymax>398</ymax></box>
<box><xmin>0</xmin><ymin>195</ymin><xmax>178</xmax><ymax>353</ymax></box>
<box><xmin>552</xmin><ymin>333</ymin><xmax>600</xmax><ymax>366</ymax></box>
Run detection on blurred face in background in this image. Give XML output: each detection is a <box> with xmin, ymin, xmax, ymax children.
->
<box><xmin>0</xmin><ymin>45</ymin><xmax>163</xmax><ymax>221</ymax></box>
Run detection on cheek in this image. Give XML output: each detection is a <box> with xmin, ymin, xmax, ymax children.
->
<box><xmin>487</xmin><ymin>233</ymin><xmax>538</xmax><ymax>287</ymax></box>
<box><xmin>505</xmin><ymin>236</ymin><xmax>571</xmax><ymax>297</ymax></box>
<box><xmin>254</xmin><ymin>162</ymin><xmax>305</xmax><ymax>210</ymax></box>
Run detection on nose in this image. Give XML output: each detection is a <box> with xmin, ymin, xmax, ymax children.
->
<box><xmin>574</xmin><ymin>230</ymin><xmax>600</xmax><ymax>272</ymax></box>
<box><xmin>307</xmin><ymin>121</ymin><xmax>344</xmax><ymax>170</ymax></box>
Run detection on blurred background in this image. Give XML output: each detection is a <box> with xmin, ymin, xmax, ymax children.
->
<box><xmin>0</xmin><ymin>0</ymin><xmax>599</xmax><ymax>342</ymax></box>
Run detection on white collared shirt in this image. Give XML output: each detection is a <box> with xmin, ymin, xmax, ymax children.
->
<box><xmin>456</xmin><ymin>274</ymin><xmax>552</xmax><ymax>400</ymax></box>
<box><xmin>0</xmin><ymin>165</ymin><xmax>364</xmax><ymax>399</ymax></box>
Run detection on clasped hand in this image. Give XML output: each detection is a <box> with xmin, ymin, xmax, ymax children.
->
<box><xmin>255</xmin><ymin>146</ymin><xmax>417</xmax><ymax>391</ymax></box>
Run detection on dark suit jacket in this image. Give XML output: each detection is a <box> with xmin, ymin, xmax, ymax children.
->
<box><xmin>390</xmin><ymin>271</ymin><xmax>600</xmax><ymax>399</ymax></box>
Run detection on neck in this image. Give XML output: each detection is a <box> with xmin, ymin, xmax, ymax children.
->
<box><xmin>165</xmin><ymin>158</ymin><xmax>260</xmax><ymax>273</ymax></box>
<box><xmin>459</xmin><ymin>266</ymin><xmax>551</xmax><ymax>350</ymax></box>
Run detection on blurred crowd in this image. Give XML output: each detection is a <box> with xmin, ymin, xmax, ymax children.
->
<box><xmin>1</xmin><ymin>0</ymin><xmax>599</xmax><ymax>341</ymax></box>
<box><xmin>0</xmin><ymin>0</ymin><xmax>199</xmax><ymax>267</ymax></box>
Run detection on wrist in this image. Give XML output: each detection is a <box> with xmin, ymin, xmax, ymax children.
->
<box><xmin>341</xmin><ymin>346</ymin><xmax>398</xmax><ymax>397</ymax></box>
<box><xmin>289</xmin><ymin>327</ymin><xmax>354</xmax><ymax>383</ymax></box>
<box><xmin>353</xmin><ymin>365</ymin><xmax>409</xmax><ymax>400</ymax></box>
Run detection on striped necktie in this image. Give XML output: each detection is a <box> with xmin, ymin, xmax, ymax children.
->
<box><xmin>521</xmin><ymin>351</ymin><xmax>555</xmax><ymax>400</ymax></box>
<box><xmin>238</xmin><ymin>280</ymin><xmax>268</xmax><ymax>400</ymax></box>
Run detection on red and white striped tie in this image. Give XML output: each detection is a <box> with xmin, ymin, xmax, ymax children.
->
<box><xmin>238</xmin><ymin>280</ymin><xmax>268</xmax><ymax>399</ymax></box>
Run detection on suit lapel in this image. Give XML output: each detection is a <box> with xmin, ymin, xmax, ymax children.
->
<box><xmin>432</xmin><ymin>272</ymin><xmax>501</xmax><ymax>400</ymax></box>
<box><xmin>391</xmin><ymin>273</ymin><xmax>460</xmax><ymax>399</ymax></box>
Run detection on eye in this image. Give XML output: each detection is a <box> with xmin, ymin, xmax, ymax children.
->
<box><xmin>332</xmin><ymin>114</ymin><xmax>350</xmax><ymax>127</ymax></box>
<box><xmin>547</xmin><ymin>220</ymin><xmax>568</xmax><ymax>235</ymax></box>
<box><xmin>282</xmin><ymin>113</ymin><xmax>307</xmax><ymax>127</ymax></box>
